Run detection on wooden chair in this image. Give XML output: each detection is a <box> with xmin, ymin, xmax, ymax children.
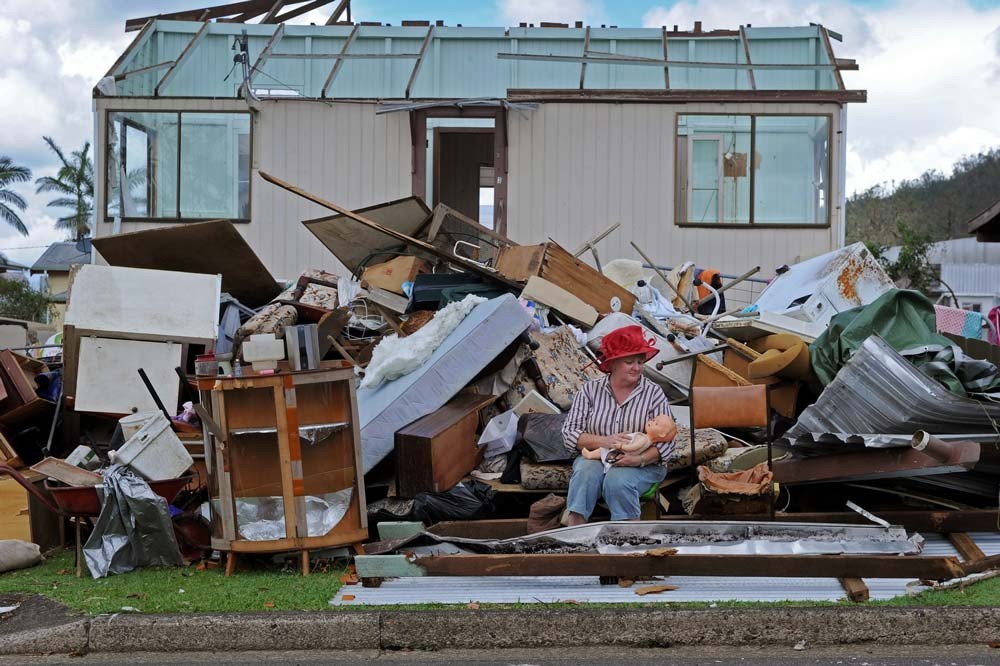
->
<box><xmin>689</xmin><ymin>384</ymin><xmax>773</xmax><ymax>518</ymax></box>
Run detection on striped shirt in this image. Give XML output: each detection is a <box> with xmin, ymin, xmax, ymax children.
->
<box><xmin>561</xmin><ymin>375</ymin><xmax>675</xmax><ymax>469</ymax></box>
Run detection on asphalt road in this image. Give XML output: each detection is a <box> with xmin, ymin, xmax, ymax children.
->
<box><xmin>5</xmin><ymin>647</ymin><xmax>1000</xmax><ymax>665</ymax></box>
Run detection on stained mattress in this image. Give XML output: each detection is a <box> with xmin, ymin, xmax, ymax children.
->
<box><xmin>357</xmin><ymin>293</ymin><xmax>532</xmax><ymax>473</ymax></box>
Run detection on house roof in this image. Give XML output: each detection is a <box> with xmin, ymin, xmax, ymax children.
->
<box><xmin>102</xmin><ymin>20</ymin><xmax>863</xmax><ymax>101</ymax></box>
<box><xmin>968</xmin><ymin>198</ymin><xmax>1000</xmax><ymax>242</ymax></box>
<box><xmin>0</xmin><ymin>259</ymin><xmax>28</xmax><ymax>271</ymax></box>
<box><xmin>31</xmin><ymin>241</ymin><xmax>92</xmax><ymax>273</ymax></box>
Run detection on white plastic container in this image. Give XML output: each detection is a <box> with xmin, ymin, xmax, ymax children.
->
<box><xmin>119</xmin><ymin>411</ymin><xmax>160</xmax><ymax>440</ymax></box>
<box><xmin>114</xmin><ymin>412</ymin><xmax>193</xmax><ymax>481</ymax></box>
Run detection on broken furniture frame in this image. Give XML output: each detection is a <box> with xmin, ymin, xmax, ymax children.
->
<box><xmin>201</xmin><ymin>361</ymin><xmax>367</xmax><ymax>575</ymax></box>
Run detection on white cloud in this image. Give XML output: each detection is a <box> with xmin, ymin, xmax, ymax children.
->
<box><xmin>497</xmin><ymin>0</ymin><xmax>603</xmax><ymax>25</ymax></box>
<box><xmin>643</xmin><ymin>0</ymin><xmax>1000</xmax><ymax>195</ymax></box>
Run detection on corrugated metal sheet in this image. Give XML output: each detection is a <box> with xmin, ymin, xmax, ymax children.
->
<box><xmin>783</xmin><ymin>335</ymin><xmax>1000</xmax><ymax>449</ymax></box>
<box><xmin>505</xmin><ymin>102</ymin><xmax>842</xmax><ymax>278</ymax></box>
<box><xmin>93</xmin><ymin>98</ymin><xmax>411</xmax><ymax>280</ymax></box>
<box><xmin>941</xmin><ymin>263</ymin><xmax>1000</xmax><ymax>296</ymax></box>
<box><xmin>108</xmin><ymin>22</ymin><xmax>844</xmax><ymax>99</ymax></box>
<box><xmin>328</xmin><ymin>532</ymin><xmax>1000</xmax><ymax>605</ymax></box>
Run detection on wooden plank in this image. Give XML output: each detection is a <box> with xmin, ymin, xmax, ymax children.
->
<box><xmin>495</xmin><ymin>245</ymin><xmax>546</xmax><ymax>283</ymax></box>
<box><xmin>428</xmin><ymin>519</ymin><xmax>529</xmax><ymax>540</ymax></box>
<box><xmin>261</xmin><ymin>0</ymin><xmax>289</xmax><ymax>23</ymax></box>
<box><xmin>656</xmin><ymin>510</ymin><xmax>1000</xmax><ymax>534</ymax></box>
<box><xmin>539</xmin><ymin>242</ymin><xmax>636</xmax><ymax>316</ymax></box>
<box><xmin>362</xmin><ymin>553</ymin><xmax>966</xmax><ymax>581</ymax></box>
<box><xmin>114</xmin><ymin>61</ymin><xmax>175</xmax><ymax>82</ymax></box>
<box><xmin>272</xmin><ymin>384</ymin><xmax>298</xmax><ymax>540</ymax></box>
<box><xmin>264</xmin><ymin>171</ymin><xmax>523</xmax><ymax>289</ymax></box>
<box><xmin>247</xmin><ymin>24</ymin><xmax>286</xmax><ymax>92</ymax></box>
<box><xmin>271</xmin><ymin>0</ymin><xmax>335</xmax><ymax>22</ymax></box>
<box><xmin>325</xmin><ymin>0</ymin><xmax>351</xmax><ymax>25</ymax></box>
<box><xmin>155</xmin><ymin>22</ymin><xmax>210</xmax><ymax>96</ymax></box>
<box><xmin>405</xmin><ymin>26</ymin><xmax>434</xmax><ymax>99</ymax></box>
<box><xmin>661</xmin><ymin>27</ymin><xmax>669</xmax><ymax>89</ymax></box>
<box><xmin>377</xmin><ymin>521</ymin><xmax>424</xmax><ymax>541</ymax></box>
<box><xmin>839</xmin><ymin>577</ymin><xmax>869</xmax><ymax>603</ymax></box>
<box><xmin>739</xmin><ymin>26</ymin><xmax>756</xmax><ymax>90</ymax></box>
<box><xmin>820</xmin><ymin>26</ymin><xmax>845</xmax><ymax>91</ymax></box>
<box><xmin>948</xmin><ymin>532</ymin><xmax>987</xmax><ymax>562</ymax></box>
<box><xmin>520</xmin><ymin>276</ymin><xmax>598</xmax><ymax>327</ymax></box>
<box><xmin>30</xmin><ymin>458</ymin><xmax>102</xmax><ymax>487</ymax></box>
<box><xmin>319</xmin><ymin>23</ymin><xmax>361</xmax><ymax>97</ymax></box>
<box><xmin>507</xmin><ymin>89</ymin><xmax>867</xmax><ymax>104</ymax></box>
<box><xmin>579</xmin><ymin>26</ymin><xmax>590</xmax><ymax>90</ymax></box>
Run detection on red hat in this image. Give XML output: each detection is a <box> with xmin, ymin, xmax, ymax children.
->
<box><xmin>597</xmin><ymin>325</ymin><xmax>658</xmax><ymax>373</ymax></box>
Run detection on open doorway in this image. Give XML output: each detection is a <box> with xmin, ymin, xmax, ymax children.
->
<box><xmin>433</xmin><ymin>127</ymin><xmax>495</xmax><ymax>228</ymax></box>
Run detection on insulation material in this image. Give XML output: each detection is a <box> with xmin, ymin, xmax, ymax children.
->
<box><xmin>360</xmin><ymin>294</ymin><xmax>486</xmax><ymax>389</ymax></box>
<box><xmin>357</xmin><ymin>294</ymin><xmax>532</xmax><ymax>473</ymax></box>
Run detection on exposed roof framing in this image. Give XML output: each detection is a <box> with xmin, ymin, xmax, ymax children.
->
<box><xmin>325</xmin><ymin>0</ymin><xmax>351</xmax><ymax>25</ymax></box>
<box><xmin>246</xmin><ymin>23</ymin><xmax>285</xmax><ymax>93</ymax></box>
<box><xmin>660</xmin><ymin>27</ymin><xmax>669</xmax><ymax>90</ymax></box>
<box><xmin>507</xmin><ymin>88</ymin><xmax>867</xmax><ymax>103</ymax></box>
<box><xmin>320</xmin><ymin>22</ymin><xmax>359</xmax><ymax>97</ymax></box>
<box><xmin>819</xmin><ymin>25</ymin><xmax>845</xmax><ymax>90</ymax></box>
<box><xmin>154</xmin><ymin>21</ymin><xmax>211</xmax><ymax>96</ymax></box>
<box><xmin>126</xmin><ymin>0</ymin><xmax>344</xmax><ymax>31</ymax></box>
<box><xmin>406</xmin><ymin>26</ymin><xmax>435</xmax><ymax>98</ymax></box>
<box><xmin>578</xmin><ymin>26</ymin><xmax>591</xmax><ymax>89</ymax></box>
<box><xmin>739</xmin><ymin>25</ymin><xmax>756</xmax><ymax>90</ymax></box>
<box><xmin>968</xmin><ymin>198</ymin><xmax>1000</xmax><ymax>242</ymax></box>
<box><xmin>497</xmin><ymin>52</ymin><xmax>843</xmax><ymax>71</ymax></box>
<box><xmin>114</xmin><ymin>61</ymin><xmax>175</xmax><ymax>82</ymax></box>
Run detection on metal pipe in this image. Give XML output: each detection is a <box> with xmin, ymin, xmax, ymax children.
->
<box><xmin>630</xmin><ymin>242</ymin><xmax>695</xmax><ymax>313</ymax></box>
<box><xmin>912</xmin><ymin>431</ymin><xmax>957</xmax><ymax>463</ymax></box>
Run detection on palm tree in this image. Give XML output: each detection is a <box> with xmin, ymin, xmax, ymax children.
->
<box><xmin>0</xmin><ymin>157</ymin><xmax>32</xmax><ymax>236</ymax></box>
<box><xmin>35</xmin><ymin>137</ymin><xmax>94</xmax><ymax>242</ymax></box>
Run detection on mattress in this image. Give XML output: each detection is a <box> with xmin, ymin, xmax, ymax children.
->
<box><xmin>357</xmin><ymin>294</ymin><xmax>532</xmax><ymax>473</ymax></box>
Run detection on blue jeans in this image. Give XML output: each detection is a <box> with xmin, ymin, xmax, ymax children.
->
<box><xmin>566</xmin><ymin>455</ymin><xmax>667</xmax><ymax>521</ymax></box>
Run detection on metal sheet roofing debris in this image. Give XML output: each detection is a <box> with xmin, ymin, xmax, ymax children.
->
<box><xmin>783</xmin><ymin>335</ymin><xmax>1000</xmax><ymax>450</ymax></box>
<box><xmin>382</xmin><ymin>520</ymin><xmax>924</xmax><ymax>557</ymax></box>
<box><xmin>330</xmin><ymin>532</ymin><xmax>1000</xmax><ymax>606</ymax></box>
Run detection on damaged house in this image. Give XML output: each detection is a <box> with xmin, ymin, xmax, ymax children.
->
<box><xmin>93</xmin><ymin>10</ymin><xmax>863</xmax><ymax>281</ymax></box>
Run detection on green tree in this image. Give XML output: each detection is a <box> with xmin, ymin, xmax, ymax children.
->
<box><xmin>865</xmin><ymin>222</ymin><xmax>936</xmax><ymax>296</ymax></box>
<box><xmin>0</xmin><ymin>278</ymin><xmax>52</xmax><ymax>322</ymax></box>
<box><xmin>35</xmin><ymin>137</ymin><xmax>93</xmax><ymax>242</ymax></box>
<box><xmin>0</xmin><ymin>157</ymin><xmax>32</xmax><ymax>236</ymax></box>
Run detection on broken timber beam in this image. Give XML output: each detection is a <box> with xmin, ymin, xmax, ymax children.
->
<box><xmin>838</xmin><ymin>577</ymin><xmax>869</xmax><ymax>603</ymax></box>
<box><xmin>948</xmin><ymin>533</ymin><xmax>987</xmax><ymax>562</ymax></box>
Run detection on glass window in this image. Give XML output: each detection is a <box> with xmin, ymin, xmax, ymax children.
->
<box><xmin>677</xmin><ymin>114</ymin><xmax>829</xmax><ymax>226</ymax></box>
<box><xmin>105</xmin><ymin>111</ymin><xmax>250</xmax><ymax>221</ymax></box>
<box><xmin>106</xmin><ymin>112</ymin><xmax>178</xmax><ymax>219</ymax></box>
<box><xmin>754</xmin><ymin>116</ymin><xmax>829</xmax><ymax>225</ymax></box>
<box><xmin>180</xmin><ymin>113</ymin><xmax>251</xmax><ymax>219</ymax></box>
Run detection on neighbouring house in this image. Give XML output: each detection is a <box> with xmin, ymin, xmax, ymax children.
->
<box><xmin>883</xmin><ymin>236</ymin><xmax>1000</xmax><ymax>314</ymax></box>
<box><xmin>92</xmin><ymin>2</ymin><xmax>864</xmax><ymax>282</ymax></box>
<box><xmin>969</xmin><ymin>198</ymin><xmax>1000</xmax><ymax>243</ymax></box>
<box><xmin>30</xmin><ymin>241</ymin><xmax>92</xmax><ymax>328</ymax></box>
<box><xmin>0</xmin><ymin>259</ymin><xmax>29</xmax><ymax>284</ymax></box>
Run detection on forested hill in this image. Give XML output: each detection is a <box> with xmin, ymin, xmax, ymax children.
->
<box><xmin>846</xmin><ymin>148</ymin><xmax>1000</xmax><ymax>246</ymax></box>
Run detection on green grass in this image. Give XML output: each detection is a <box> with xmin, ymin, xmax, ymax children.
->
<box><xmin>0</xmin><ymin>550</ymin><xmax>346</xmax><ymax>614</ymax></box>
<box><xmin>3</xmin><ymin>548</ymin><xmax>1000</xmax><ymax>614</ymax></box>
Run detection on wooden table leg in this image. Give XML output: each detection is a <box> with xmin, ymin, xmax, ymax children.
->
<box><xmin>225</xmin><ymin>552</ymin><xmax>237</xmax><ymax>577</ymax></box>
<box><xmin>75</xmin><ymin>519</ymin><xmax>82</xmax><ymax>578</ymax></box>
<box><xmin>302</xmin><ymin>550</ymin><xmax>310</xmax><ymax>576</ymax></box>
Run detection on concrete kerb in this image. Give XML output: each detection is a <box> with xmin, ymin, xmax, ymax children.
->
<box><xmin>5</xmin><ymin>607</ymin><xmax>1000</xmax><ymax>654</ymax></box>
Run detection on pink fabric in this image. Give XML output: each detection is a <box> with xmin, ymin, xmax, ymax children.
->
<box><xmin>989</xmin><ymin>306</ymin><xmax>1000</xmax><ymax>345</ymax></box>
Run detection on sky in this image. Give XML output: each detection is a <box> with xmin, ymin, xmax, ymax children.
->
<box><xmin>2</xmin><ymin>0</ymin><xmax>1000</xmax><ymax>266</ymax></box>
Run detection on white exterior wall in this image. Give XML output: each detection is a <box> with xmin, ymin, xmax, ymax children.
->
<box><xmin>95</xmin><ymin>97</ymin><xmax>845</xmax><ymax>282</ymax></box>
<box><xmin>506</xmin><ymin>102</ymin><xmax>845</xmax><ymax>276</ymax></box>
<box><xmin>94</xmin><ymin>98</ymin><xmax>412</xmax><ymax>281</ymax></box>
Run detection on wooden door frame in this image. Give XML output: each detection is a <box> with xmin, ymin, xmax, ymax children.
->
<box><xmin>410</xmin><ymin>106</ymin><xmax>509</xmax><ymax>237</ymax></box>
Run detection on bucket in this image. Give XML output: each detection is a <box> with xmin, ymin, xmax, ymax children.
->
<box><xmin>114</xmin><ymin>412</ymin><xmax>193</xmax><ymax>481</ymax></box>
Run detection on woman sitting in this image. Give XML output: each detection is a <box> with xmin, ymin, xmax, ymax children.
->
<box><xmin>561</xmin><ymin>325</ymin><xmax>676</xmax><ymax>525</ymax></box>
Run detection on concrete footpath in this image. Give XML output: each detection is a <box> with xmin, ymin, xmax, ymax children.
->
<box><xmin>3</xmin><ymin>596</ymin><xmax>1000</xmax><ymax>655</ymax></box>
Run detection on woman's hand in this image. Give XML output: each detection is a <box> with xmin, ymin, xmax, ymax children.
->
<box><xmin>609</xmin><ymin>452</ymin><xmax>643</xmax><ymax>467</ymax></box>
<box><xmin>605</xmin><ymin>433</ymin><xmax>632</xmax><ymax>450</ymax></box>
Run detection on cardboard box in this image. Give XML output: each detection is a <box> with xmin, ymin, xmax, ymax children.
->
<box><xmin>362</xmin><ymin>256</ymin><xmax>431</xmax><ymax>295</ymax></box>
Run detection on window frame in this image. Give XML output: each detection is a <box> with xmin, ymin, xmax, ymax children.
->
<box><xmin>103</xmin><ymin>109</ymin><xmax>253</xmax><ymax>224</ymax></box>
<box><xmin>674</xmin><ymin>112</ymin><xmax>833</xmax><ymax>229</ymax></box>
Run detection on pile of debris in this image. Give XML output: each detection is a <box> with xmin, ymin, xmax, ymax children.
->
<box><xmin>1</xmin><ymin>171</ymin><xmax>998</xmax><ymax>590</ymax></box>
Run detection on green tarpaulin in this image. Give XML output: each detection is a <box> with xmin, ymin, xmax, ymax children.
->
<box><xmin>810</xmin><ymin>289</ymin><xmax>1000</xmax><ymax>396</ymax></box>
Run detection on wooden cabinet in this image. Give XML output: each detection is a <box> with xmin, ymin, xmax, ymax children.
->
<box><xmin>205</xmin><ymin>363</ymin><xmax>367</xmax><ymax>564</ymax></box>
<box><xmin>394</xmin><ymin>393</ymin><xmax>495</xmax><ymax>497</ymax></box>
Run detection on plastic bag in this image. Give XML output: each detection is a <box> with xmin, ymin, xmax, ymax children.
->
<box><xmin>517</xmin><ymin>412</ymin><xmax>573</xmax><ymax>462</ymax></box>
<box><xmin>477</xmin><ymin>410</ymin><xmax>519</xmax><ymax>457</ymax></box>
<box><xmin>83</xmin><ymin>465</ymin><xmax>183</xmax><ymax>579</ymax></box>
<box><xmin>412</xmin><ymin>481</ymin><xmax>496</xmax><ymax>524</ymax></box>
